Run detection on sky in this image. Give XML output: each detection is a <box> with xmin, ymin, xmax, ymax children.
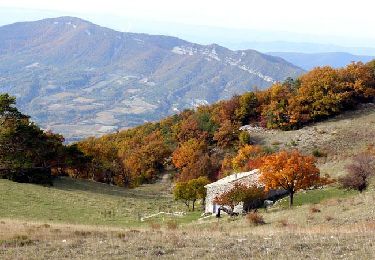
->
<box><xmin>0</xmin><ymin>0</ymin><xmax>375</xmax><ymax>49</ymax></box>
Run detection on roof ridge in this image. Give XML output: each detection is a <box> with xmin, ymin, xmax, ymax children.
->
<box><xmin>205</xmin><ymin>169</ymin><xmax>259</xmax><ymax>188</ymax></box>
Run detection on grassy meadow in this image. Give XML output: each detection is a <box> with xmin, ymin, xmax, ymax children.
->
<box><xmin>0</xmin><ymin>176</ymin><xmax>198</xmax><ymax>227</ymax></box>
<box><xmin>1</xmin><ymin>177</ymin><xmax>375</xmax><ymax>259</ymax></box>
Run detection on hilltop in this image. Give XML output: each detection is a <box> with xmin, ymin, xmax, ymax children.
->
<box><xmin>0</xmin><ymin>17</ymin><xmax>303</xmax><ymax>141</ymax></box>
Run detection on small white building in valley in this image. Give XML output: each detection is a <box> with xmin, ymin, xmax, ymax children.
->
<box><xmin>204</xmin><ymin>169</ymin><xmax>261</xmax><ymax>214</ymax></box>
<box><xmin>204</xmin><ymin>169</ymin><xmax>287</xmax><ymax>214</ymax></box>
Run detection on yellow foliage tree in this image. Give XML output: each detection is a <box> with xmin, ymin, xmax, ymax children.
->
<box><xmin>232</xmin><ymin>145</ymin><xmax>264</xmax><ymax>172</ymax></box>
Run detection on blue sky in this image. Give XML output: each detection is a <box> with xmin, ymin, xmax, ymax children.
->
<box><xmin>1</xmin><ymin>0</ymin><xmax>375</xmax><ymax>48</ymax></box>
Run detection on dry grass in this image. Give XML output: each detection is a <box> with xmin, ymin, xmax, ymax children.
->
<box><xmin>2</xmin><ymin>186</ymin><xmax>375</xmax><ymax>259</ymax></box>
<box><xmin>246</xmin><ymin>212</ymin><xmax>266</xmax><ymax>226</ymax></box>
<box><xmin>310</xmin><ymin>206</ymin><xmax>321</xmax><ymax>213</ymax></box>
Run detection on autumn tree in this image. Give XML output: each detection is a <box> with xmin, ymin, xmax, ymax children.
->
<box><xmin>187</xmin><ymin>176</ymin><xmax>210</xmax><ymax>211</ymax></box>
<box><xmin>219</xmin><ymin>154</ymin><xmax>235</xmax><ymax>178</ymax></box>
<box><xmin>213</xmin><ymin>119</ymin><xmax>240</xmax><ymax>148</ymax></box>
<box><xmin>172</xmin><ymin>138</ymin><xmax>214</xmax><ymax>181</ymax></box>
<box><xmin>232</xmin><ymin>145</ymin><xmax>265</xmax><ymax>172</ymax></box>
<box><xmin>339</xmin><ymin>62</ymin><xmax>375</xmax><ymax>102</ymax></box>
<box><xmin>259</xmin><ymin>150</ymin><xmax>323</xmax><ymax>207</ymax></box>
<box><xmin>173</xmin><ymin>181</ymin><xmax>193</xmax><ymax>209</ymax></box>
<box><xmin>260</xmin><ymin>83</ymin><xmax>294</xmax><ymax>129</ymax></box>
<box><xmin>214</xmin><ymin>183</ymin><xmax>265</xmax><ymax>213</ymax></box>
<box><xmin>212</xmin><ymin>96</ymin><xmax>240</xmax><ymax>123</ymax></box>
<box><xmin>173</xmin><ymin>115</ymin><xmax>202</xmax><ymax>142</ymax></box>
<box><xmin>121</xmin><ymin>131</ymin><xmax>170</xmax><ymax>185</ymax></box>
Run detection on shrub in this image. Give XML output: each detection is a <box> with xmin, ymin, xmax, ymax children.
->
<box><xmin>117</xmin><ymin>232</ymin><xmax>126</xmax><ymax>239</ymax></box>
<box><xmin>278</xmin><ymin>219</ymin><xmax>289</xmax><ymax>227</ymax></box>
<box><xmin>309</xmin><ymin>206</ymin><xmax>321</xmax><ymax>213</ymax></box>
<box><xmin>149</xmin><ymin>222</ymin><xmax>161</xmax><ymax>230</ymax></box>
<box><xmin>339</xmin><ymin>153</ymin><xmax>375</xmax><ymax>192</ymax></box>
<box><xmin>40</xmin><ymin>224</ymin><xmax>51</xmax><ymax>228</ymax></box>
<box><xmin>0</xmin><ymin>168</ymin><xmax>53</xmax><ymax>185</ymax></box>
<box><xmin>166</xmin><ymin>220</ymin><xmax>178</xmax><ymax>230</ymax></box>
<box><xmin>239</xmin><ymin>131</ymin><xmax>251</xmax><ymax>146</ymax></box>
<box><xmin>74</xmin><ymin>231</ymin><xmax>92</xmax><ymax>237</ymax></box>
<box><xmin>246</xmin><ymin>211</ymin><xmax>265</xmax><ymax>226</ymax></box>
<box><xmin>262</xmin><ymin>146</ymin><xmax>275</xmax><ymax>154</ymax></box>
<box><xmin>312</xmin><ymin>149</ymin><xmax>327</xmax><ymax>157</ymax></box>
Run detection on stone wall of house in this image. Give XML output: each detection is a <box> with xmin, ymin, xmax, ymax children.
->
<box><xmin>205</xmin><ymin>173</ymin><xmax>260</xmax><ymax>214</ymax></box>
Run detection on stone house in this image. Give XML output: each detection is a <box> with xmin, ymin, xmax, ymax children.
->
<box><xmin>204</xmin><ymin>169</ymin><xmax>286</xmax><ymax>214</ymax></box>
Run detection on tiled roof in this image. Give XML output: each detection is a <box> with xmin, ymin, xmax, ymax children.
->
<box><xmin>204</xmin><ymin>169</ymin><xmax>259</xmax><ymax>188</ymax></box>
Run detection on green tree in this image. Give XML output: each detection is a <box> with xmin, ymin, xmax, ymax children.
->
<box><xmin>187</xmin><ymin>176</ymin><xmax>210</xmax><ymax>211</ymax></box>
<box><xmin>238</xmin><ymin>131</ymin><xmax>251</xmax><ymax>146</ymax></box>
<box><xmin>0</xmin><ymin>93</ymin><xmax>71</xmax><ymax>184</ymax></box>
<box><xmin>173</xmin><ymin>176</ymin><xmax>210</xmax><ymax>211</ymax></box>
<box><xmin>173</xmin><ymin>181</ymin><xmax>193</xmax><ymax>209</ymax></box>
<box><xmin>235</xmin><ymin>92</ymin><xmax>259</xmax><ymax>124</ymax></box>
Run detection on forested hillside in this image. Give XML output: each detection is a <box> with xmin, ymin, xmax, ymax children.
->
<box><xmin>0</xmin><ymin>17</ymin><xmax>302</xmax><ymax>141</ymax></box>
<box><xmin>76</xmin><ymin>61</ymin><xmax>375</xmax><ymax>187</ymax></box>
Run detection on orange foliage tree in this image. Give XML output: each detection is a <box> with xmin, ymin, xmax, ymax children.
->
<box><xmin>121</xmin><ymin>131</ymin><xmax>170</xmax><ymax>185</ymax></box>
<box><xmin>172</xmin><ymin>138</ymin><xmax>217</xmax><ymax>181</ymax></box>
<box><xmin>259</xmin><ymin>150</ymin><xmax>324</xmax><ymax>207</ymax></box>
<box><xmin>232</xmin><ymin>145</ymin><xmax>265</xmax><ymax>172</ymax></box>
<box><xmin>213</xmin><ymin>119</ymin><xmax>240</xmax><ymax>148</ymax></box>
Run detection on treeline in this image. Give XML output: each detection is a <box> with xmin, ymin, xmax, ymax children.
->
<box><xmin>76</xmin><ymin>61</ymin><xmax>375</xmax><ymax>187</ymax></box>
<box><xmin>0</xmin><ymin>94</ymin><xmax>89</xmax><ymax>184</ymax></box>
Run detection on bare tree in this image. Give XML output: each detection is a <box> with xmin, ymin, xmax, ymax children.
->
<box><xmin>339</xmin><ymin>153</ymin><xmax>375</xmax><ymax>192</ymax></box>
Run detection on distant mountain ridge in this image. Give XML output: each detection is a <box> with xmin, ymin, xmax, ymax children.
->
<box><xmin>0</xmin><ymin>17</ymin><xmax>303</xmax><ymax>141</ymax></box>
<box><xmin>231</xmin><ymin>41</ymin><xmax>375</xmax><ymax>56</ymax></box>
<box><xmin>268</xmin><ymin>52</ymin><xmax>375</xmax><ymax>70</ymax></box>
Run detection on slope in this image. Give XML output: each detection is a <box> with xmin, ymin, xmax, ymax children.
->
<box><xmin>0</xmin><ymin>17</ymin><xmax>303</xmax><ymax>141</ymax></box>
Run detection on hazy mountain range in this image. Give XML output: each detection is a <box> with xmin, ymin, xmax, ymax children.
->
<box><xmin>2</xmin><ymin>7</ymin><xmax>375</xmax><ymax>56</ymax></box>
<box><xmin>230</xmin><ymin>41</ymin><xmax>375</xmax><ymax>56</ymax></box>
<box><xmin>0</xmin><ymin>17</ymin><xmax>303</xmax><ymax>141</ymax></box>
<box><xmin>268</xmin><ymin>52</ymin><xmax>375</xmax><ymax>70</ymax></box>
